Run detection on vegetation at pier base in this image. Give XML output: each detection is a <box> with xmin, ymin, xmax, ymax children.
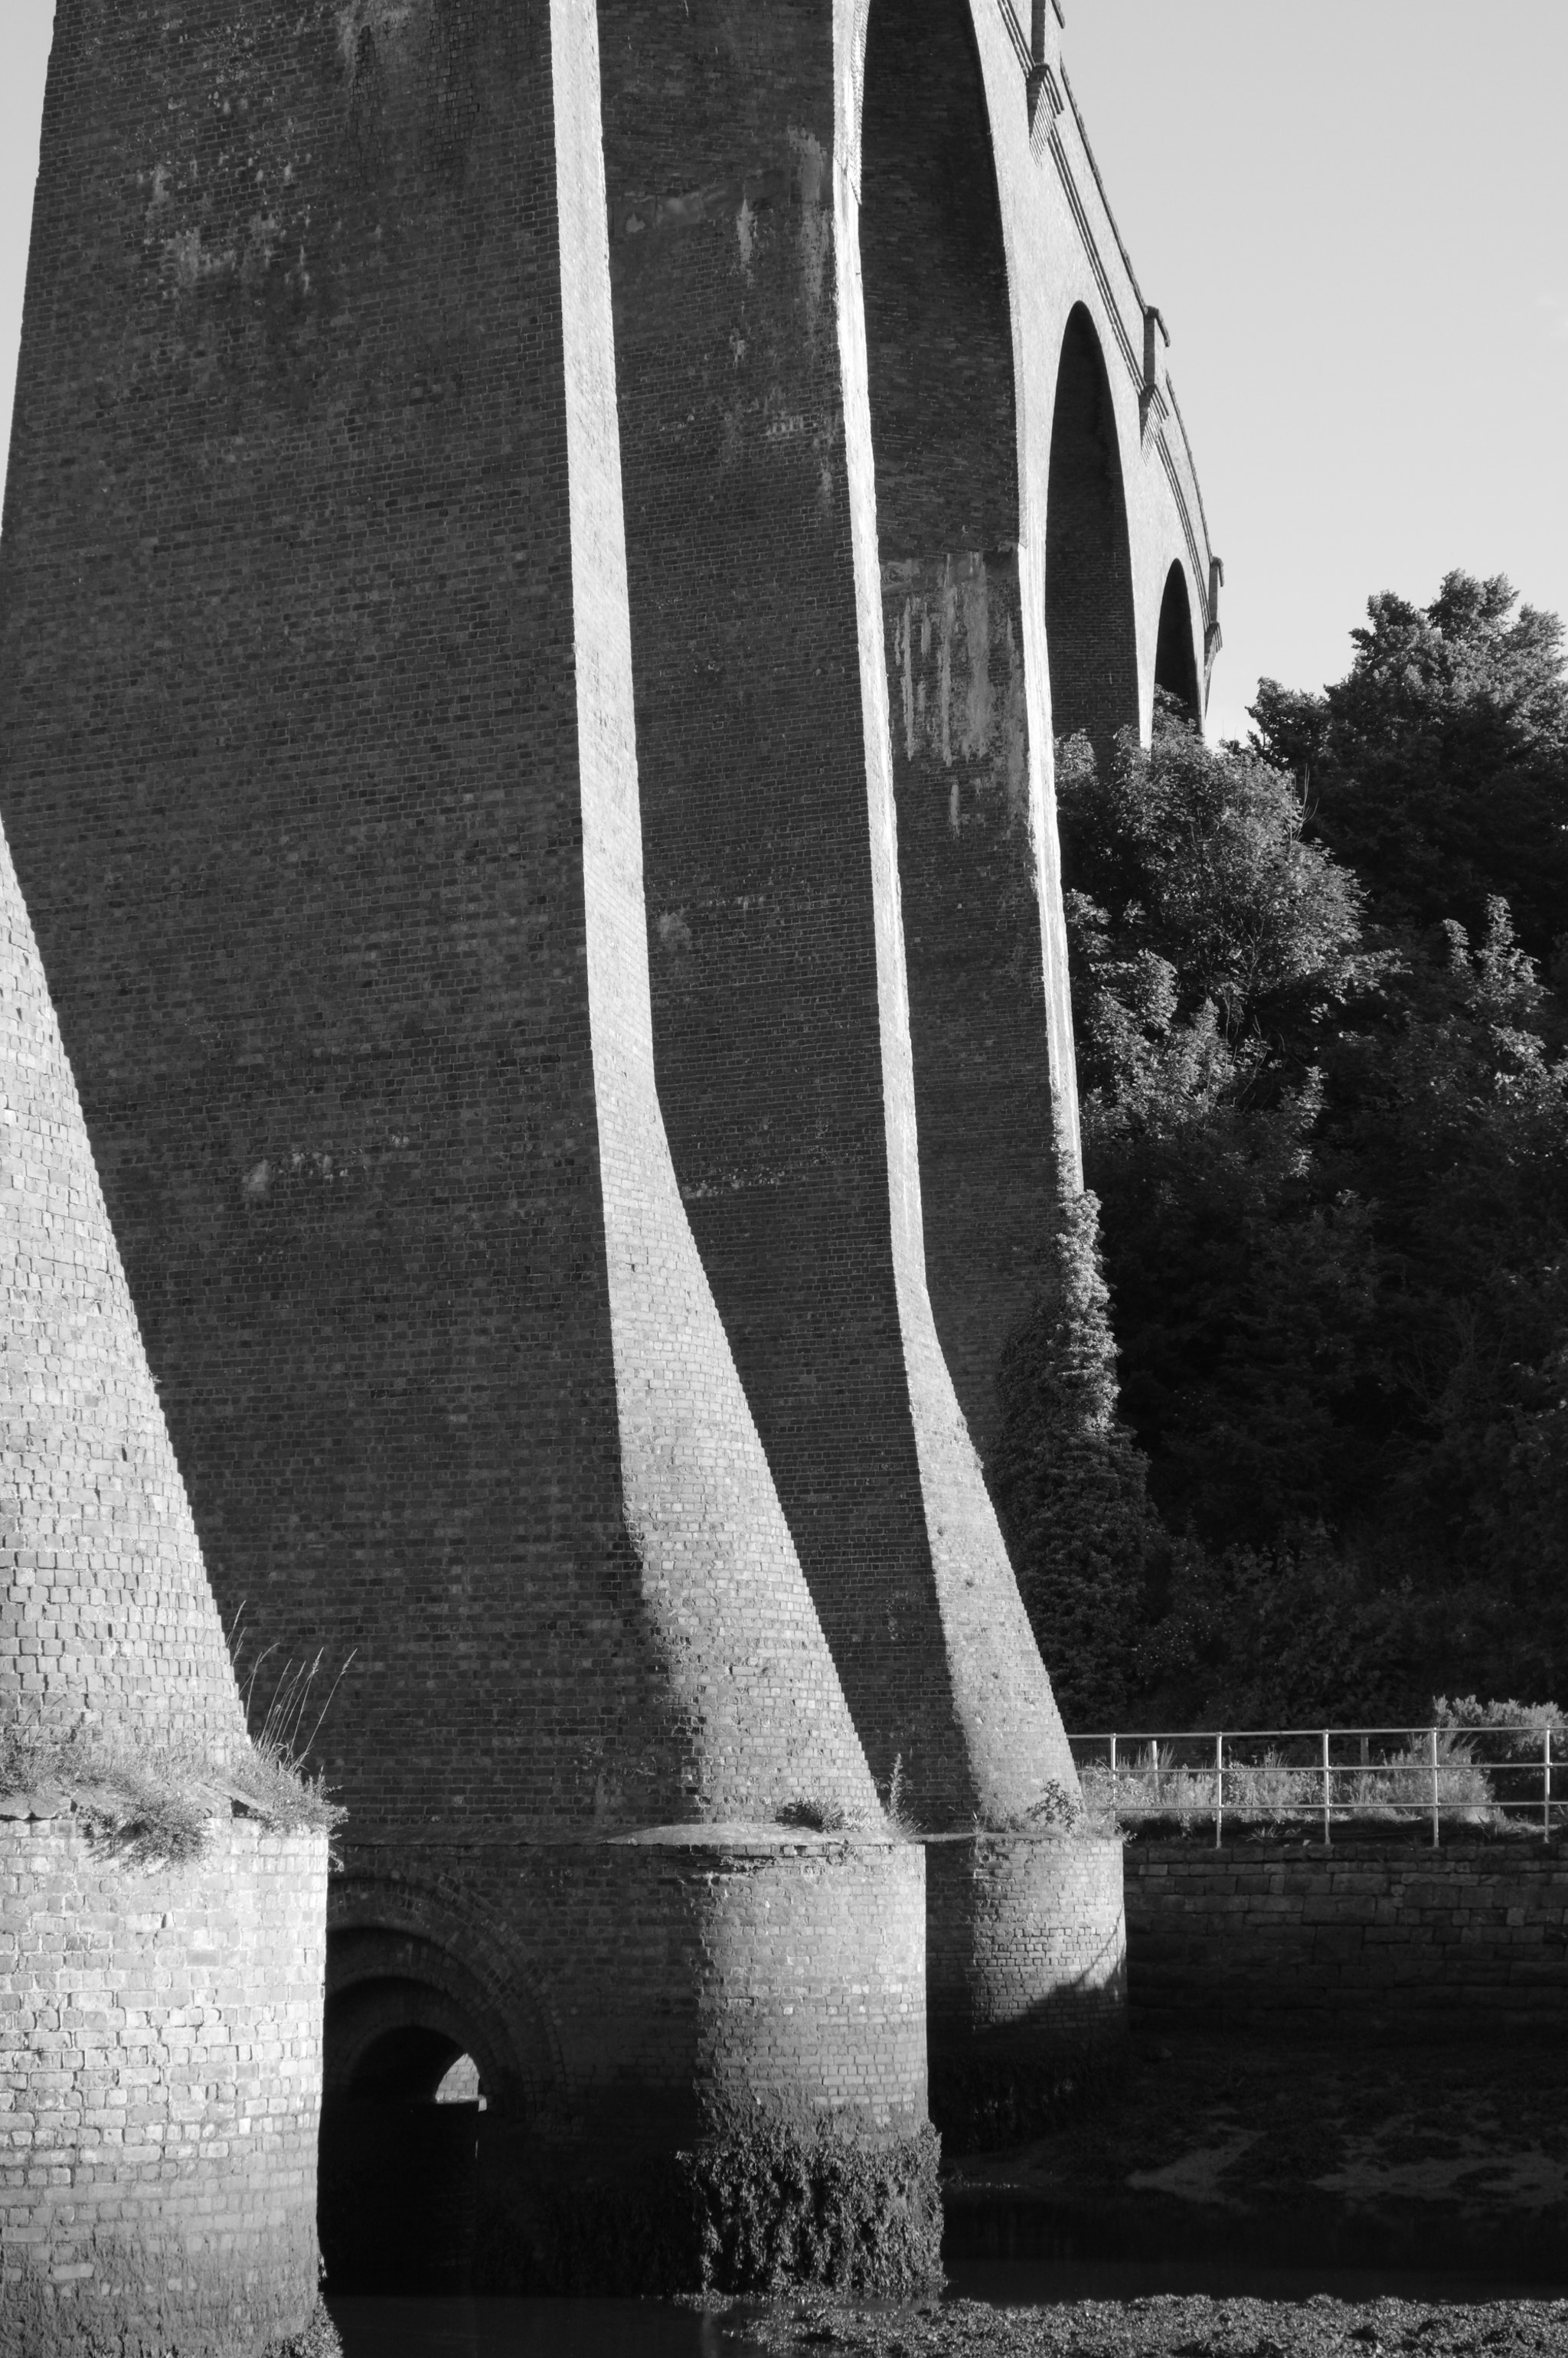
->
<box><xmin>267</xmin><ymin>2305</ymin><xmax>345</xmax><ymax>2358</ymax></box>
<box><xmin>0</xmin><ymin>1714</ymin><xmax>342</xmax><ymax>1866</ymax></box>
<box><xmin>1001</xmin><ymin>571</ymin><xmax>1568</xmax><ymax>1727</ymax></box>
<box><xmin>470</xmin><ymin>2124</ymin><xmax>942</xmax><ymax>2298</ymax></box>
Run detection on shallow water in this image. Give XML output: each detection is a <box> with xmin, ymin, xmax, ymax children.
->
<box><xmin>328</xmin><ymin>2256</ymin><xmax>1568</xmax><ymax>2358</ymax></box>
<box><xmin>329</xmin><ymin>2298</ymin><xmax>738</xmax><ymax>2357</ymax></box>
<box><xmin>943</xmin><ymin>2257</ymin><xmax>1568</xmax><ymax>2306</ymax></box>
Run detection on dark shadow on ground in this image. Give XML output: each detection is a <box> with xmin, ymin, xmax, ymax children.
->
<box><xmin>943</xmin><ymin>2034</ymin><xmax>1568</xmax><ymax>2282</ymax></box>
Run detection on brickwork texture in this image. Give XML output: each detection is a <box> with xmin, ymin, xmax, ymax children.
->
<box><xmin>1</xmin><ymin>816</ymin><xmax>245</xmax><ymax>1762</ymax></box>
<box><xmin>0</xmin><ymin>1818</ymin><xmax>327</xmax><ymax>2358</ymax></box>
<box><xmin>1126</xmin><ymin>1840</ymin><xmax>1568</xmax><ymax>2041</ymax></box>
<box><xmin>0</xmin><ymin>0</ymin><xmax>1222</xmax><ymax>2282</ymax></box>
<box><xmin>2</xmin><ymin>799</ymin><xmax>328</xmax><ymax>2348</ymax></box>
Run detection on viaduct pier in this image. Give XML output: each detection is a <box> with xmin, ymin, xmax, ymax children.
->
<box><xmin>0</xmin><ymin>0</ymin><xmax>1218</xmax><ymax>2334</ymax></box>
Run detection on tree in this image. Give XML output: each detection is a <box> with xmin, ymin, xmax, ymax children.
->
<box><xmin>1251</xmin><ymin>572</ymin><xmax>1568</xmax><ymax>961</ymax></box>
<box><xmin>1055</xmin><ymin>712</ymin><xmax>1380</xmax><ymax>1551</ymax></box>
<box><xmin>1044</xmin><ymin>669</ymin><xmax>1568</xmax><ymax>1723</ymax></box>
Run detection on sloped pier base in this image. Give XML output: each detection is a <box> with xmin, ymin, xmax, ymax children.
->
<box><xmin>925</xmin><ymin>1834</ymin><xmax>1128</xmax><ymax>2151</ymax></box>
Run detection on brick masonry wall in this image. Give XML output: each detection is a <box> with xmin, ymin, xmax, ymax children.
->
<box><xmin>1125</xmin><ymin>1839</ymin><xmax>1568</xmax><ymax>2039</ymax></box>
<box><xmin>0</xmin><ymin>1817</ymin><xmax>326</xmax><ymax>2358</ymax></box>
<box><xmin>862</xmin><ymin>0</ymin><xmax>1063</xmax><ymax>1479</ymax></box>
<box><xmin>599</xmin><ymin>0</ymin><xmax>1077</xmax><ymax>1836</ymax></box>
<box><xmin>0</xmin><ymin>0</ymin><xmax>876</xmax><ymax>1837</ymax></box>
<box><xmin>926</xmin><ymin>1831</ymin><xmax>1126</xmax><ymax>2050</ymax></box>
<box><xmin>325</xmin><ymin>1828</ymin><xmax>929</xmax><ymax>2149</ymax></box>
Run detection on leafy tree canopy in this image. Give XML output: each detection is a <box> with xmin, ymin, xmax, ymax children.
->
<box><xmin>1004</xmin><ymin>592</ymin><xmax>1568</xmax><ymax>1729</ymax></box>
<box><xmin>1250</xmin><ymin>570</ymin><xmax>1568</xmax><ymax>959</ymax></box>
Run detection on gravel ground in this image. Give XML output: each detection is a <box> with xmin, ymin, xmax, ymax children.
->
<box><xmin>729</xmin><ymin>2290</ymin><xmax>1568</xmax><ymax>2356</ymax></box>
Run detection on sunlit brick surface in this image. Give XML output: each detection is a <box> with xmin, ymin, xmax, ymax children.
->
<box><xmin>0</xmin><ymin>1819</ymin><xmax>326</xmax><ymax>2358</ymax></box>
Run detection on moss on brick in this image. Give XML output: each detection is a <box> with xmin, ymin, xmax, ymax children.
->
<box><xmin>470</xmin><ymin>2123</ymin><xmax>942</xmax><ymax>2298</ymax></box>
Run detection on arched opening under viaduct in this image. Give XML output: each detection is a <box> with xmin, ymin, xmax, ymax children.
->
<box><xmin>1154</xmin><ymin>559</ymin><xmax>1201</xmax><ymax>721</ymax></box>
<box><xmin>859</xmin><ymin>0</ymin><xmax>1065</xmax><ymax>1493</ymax></box>
<box><xmin>317</xmin><ymin>1925</ymin><xmax>530</xmax><ymax>2296</ymax></box>
<box><xmin>1044</xmin><ymin>305</ymin><xmax>1139</xmax><ymax>772</ymax></box>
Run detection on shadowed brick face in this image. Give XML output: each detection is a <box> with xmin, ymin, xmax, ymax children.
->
<box><xmin>3</xmin><ymin>0</ymin><xmax>1226</xmax><ymax>2265</ymax></box>
<box><xmin>600</xmin><ymin>0</ymin><xmax>1076</xmax><ymax>1840</ymax></box>
<box><xmin>863</xmin><ymin>0</ymin><xmax>1063</xmax><ymax>1475</ymax></box>
<box><xmin>1046</xmin><ymin>305</ymin><xmax>1140</xmax><ymax>770</ymax></box>
<box><xmin>1154</xmin><ymin>560</ymin><xmax>1201</xmax><ymax>717</ymax></box>
<box><xmin>2</xmin><ymin>2</ymin><xmax>933</xmax><ymax>2288</ymax></box>
<box><xmin>1127</xmin><ymin>1841</ymin><xmax>1568</xmax><ymax>2041</ymax></box>
<box><xmin>600</xmin><ymin>0</ymin><xmax>959</xmax><ymax>1817</ymax></box>
<box><xmin>2</xmin><ymin>0</ymin><xmax>639</xmax><ymax>1834</ymax></box>
<box><xmin>0</xmin><ymin>0</ymin><xmax>874</xmax><ymax>1840</ymax></box>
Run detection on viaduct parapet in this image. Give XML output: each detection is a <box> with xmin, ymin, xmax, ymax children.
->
<box><xmin>0</xmin><ymin>0</ymin><xmax>1217</xmax><ymax>2314</ymax></box>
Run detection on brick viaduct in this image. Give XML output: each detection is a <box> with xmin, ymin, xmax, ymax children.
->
<box><xmin>0</xmin><ymin>0</ymin><xmax>1218</xmax><ymax>2337</ymax></box>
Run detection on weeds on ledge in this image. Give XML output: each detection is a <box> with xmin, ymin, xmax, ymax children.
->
<box><xmin>775</xmin><ymin>1795</ymin><xmax>881</xmax><ymax>1836</ymax></box>
<box><xmin>881</xmin><ymin>1754</ymin><xmax>919</xmax><ymax>1840</ymax></box>
<box><xmin>2</xmin><ymin>1611</ymin><xmax>352</xmax><ymax>1869</ymax></box>
<box><xmin>776</xmin><ymin>1752</ymin><xmax>927</xmax><ymax>1840</ymax></box>
<box><xmin>0</xmin><ymin>1713</ymin><xmax>340</xmax><ymax>1866</ymax></box>
<box><xmin>985</xmin><ymin>1775</ymin><xmax>1122</xmax><ymax>1843</ymax></box>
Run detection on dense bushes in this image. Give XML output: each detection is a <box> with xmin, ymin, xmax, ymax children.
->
<box><xmin>1002</xmin><ymin>573</ymin><xmax>1568</xmax><ymax>1726</ymax></box>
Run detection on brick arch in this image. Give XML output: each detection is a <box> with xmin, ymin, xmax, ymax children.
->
<box><xmin>325</xmin><ymin>1942</ymin><xmax>505</xmax><ymax>2108</ymax></box>
<box><xmin>861</xmin><ymin>0</ymin><xmax>1018</xmax><ymax>560</ymax></box>
<box><xmin>1154</xmin><ymin>559</ymin><xmax>1201</xmax><ymax>720</ymax></box>
<box><xmin>327</xmin><ymin>1871</ymin><xmax>565</xmax><ymax>2121</ymax></box>
<box><xmin>1045</xmin><ymin>303</ymin><xmax>1139</xmax><ymax>771</ymax></box>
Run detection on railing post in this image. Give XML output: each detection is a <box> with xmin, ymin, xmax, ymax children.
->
<box><xmin>1109</xmin><ymin>1731</ymin><xmax>1118</xmax><ymax>1818</ymax></box>
<box><xmin>1321</xmin><ymin>1728</ymin><xmax>1331</xmax><ymax>1846</ymax></box>
<box><xmin>1430</xmin><ymin>1725</ymin><xmax>1440</xmax><ymax>1849</ymax></box>
<box><xmin>1545</xmin><ymin>1726</ymin><xmax>1553</xmax><ymax>1844</ymax></box>
<box><xmin>1214</xmin><ymin>1729</ymin><xmax>1223</xmax><ymax>1850</ymax></box>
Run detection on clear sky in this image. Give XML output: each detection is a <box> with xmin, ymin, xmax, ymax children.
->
<box><xmin>2</xmin><ymin>2</ymin><xmax>1566</xmax><ymax>748</ymax></box>
<box><xmin>1063</xmin><ymin>2</ymin><xmax>1568</xmax><ymax>743</ymax></box>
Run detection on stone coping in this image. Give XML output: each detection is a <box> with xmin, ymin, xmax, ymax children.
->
<box><xmin>335</xmin><ymin>1821</ymin><xmax>909</xmax><ymax>1853</ymax></box>
<box><xmin>330</xmin><ymin>1821</ymin><xmax>1125</xmax><ymax>1852</ymax></box>
<box><xmin>920</xmin><ymin>1827</ymin><xmax>1122</xmax><ymax>1847</ymax></box>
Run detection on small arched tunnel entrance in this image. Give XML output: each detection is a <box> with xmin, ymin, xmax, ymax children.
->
<box><xmin>1045</xmin><ymin>304</ymin><xmax>1139</xmax><ymax>774</ymax></box>
<box><xmin>860</xmin><ymin>0</ymin><xmax>1062</xmax><ymax>1493</ymax></box>
<box><xmin>318</xmin><ymin>1929</ymin><xmax>524</xmax><ymax>2296</ymax></box>
<box><xmin>1154</xmin><ymin>560</ymin><xmax>1201</xmax><ymax>723</ymax></box>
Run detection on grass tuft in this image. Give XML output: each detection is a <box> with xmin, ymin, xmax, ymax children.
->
<box><xmin>0</xmin><ymin>1713</ymin><xmax>343</xmax><ymax>1868</ymax></box>
<box><xmin>776</xmin><ymin>1795</ymin><xmax>882</xmax><ymax>1836</ymax></box>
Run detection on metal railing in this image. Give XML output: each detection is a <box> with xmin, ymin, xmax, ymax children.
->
<box><xmin>1067</xmin><ymin>1726</ymin><xmax>1564</xmax><ymax>1850</ymax></box>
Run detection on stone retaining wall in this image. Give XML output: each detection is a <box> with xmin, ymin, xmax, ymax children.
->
<box><xmin>1125</xmin><ymin>1837</ymin><xmax>1568</xmax><ymax>2039</ymax></box>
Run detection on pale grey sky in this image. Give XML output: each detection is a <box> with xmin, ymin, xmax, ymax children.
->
<box><xmin>2</xmin><ymin>2</ymin><xmax>1565</xmax><ymax>747</ymax></box>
